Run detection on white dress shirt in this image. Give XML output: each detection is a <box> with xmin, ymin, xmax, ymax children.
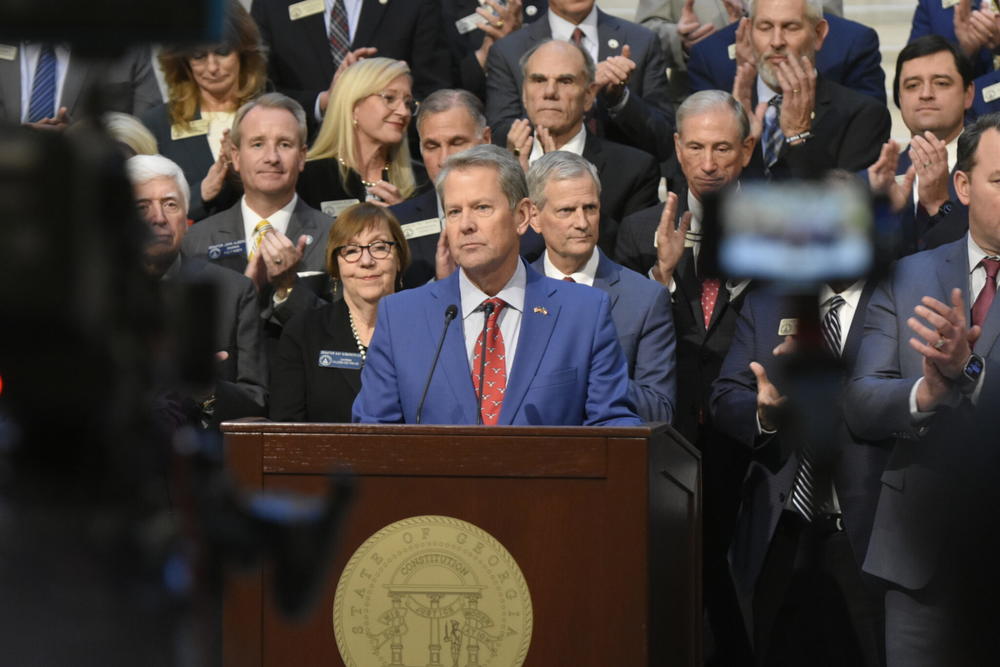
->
<box><xmin>241</xmin><ymin>194</ymin><xmax>298</xmax><ymax>257</ymax></box>
<box><xmin>528</xmin><ymin>125</ymin><xmax>587</xmax><ymax>165</ymax></box>
<box><xmin>548</xmin><ymin>5</ymin><xmax>599</xmax><ymax>64</ymax></box>
<box><xmin>541</xmin><ymin>247</ymin><xmax>600</xmax><ymax>285</ymax></box>
<box><xmin>459</xmin><ymin>260</ymin><xmax>527</xmax><ymax>379</ymax></box>
<box><xmin>19</xmin><ymin>43</ymin><xmax>71</xmax><ymax>122</ymax></box>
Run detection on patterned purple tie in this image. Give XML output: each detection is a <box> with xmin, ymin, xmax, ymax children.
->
<box><xmin>328</xmin><ymin>0</ymin><xmax>351</xmax><ymax>69</ymax></box>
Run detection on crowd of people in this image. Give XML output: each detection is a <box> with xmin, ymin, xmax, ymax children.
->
<box><xmin>6</xmin><ymin>0</ymin><xmax>1000</xmax><ymax>664</ymax></box>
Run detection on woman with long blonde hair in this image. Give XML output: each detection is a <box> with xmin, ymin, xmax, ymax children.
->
<box><xmin>297</xmin><ymin>58</ymin><xmax>421</xmax><ymax>215</ymax></box>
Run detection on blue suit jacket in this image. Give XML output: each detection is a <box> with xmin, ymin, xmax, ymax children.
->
<box><xmin>970</xmin><ymin>69</ymin><xmax>1000</xmax><ymax>119</ymax></box>
<box><xmin>909</xmin><ymin>0</ymin><xmax>994</xmax><ymax>76</ymax></box>
<box><xmin>352</xmin><ymin>261</ymin><xmax>641</xmax><ymax>425</ymax></box>
<box><xmin>687</xmin><ymin>13</ymin><xmax>886</xmax><ymax>104</ymax></box>
<box><xmin>531</xmin><ymin>250</ymin><xmax>676</xmax><ymax>422</ymax></box>
<box><xmin>845</xmin><ymin>236</ymin><xmax>1000</xmax><ymax>590</ymax></box>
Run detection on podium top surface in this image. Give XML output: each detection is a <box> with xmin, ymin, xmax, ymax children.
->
<box><xmin>221</xmin><ymin>420</ymin><xmax>674</xmax><ymax>438</ymax></box>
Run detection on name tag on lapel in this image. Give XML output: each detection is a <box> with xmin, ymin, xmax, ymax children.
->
<box><xmin>170</xmin><ymin>118</ymin><xmax>209</xmax><ymax>140</ymax></box>
<box><xmin>289</xmin><ymin>0</ymin><xmax>325</xmax><ymax>20</ymax></box>
<box><xmin>401</xmin><ymin>217</ymin><xmax>442</xmax><ymax>239</ymax></box>
<box><xmin>321</xmin><ymin>198</ymin><xmax>359</xmax><ymax>217</ymax></box>
<box><xmin>207</xmin><ymin>239</ymin><xmax>247</xmax><ymax>260</ymax></box>
<box><xmin>0</xmin><ymin>45</ymin><xmax>17</xmax><ymax>61</ymax></box>
<box><xmin>983</xmin><ymin>82</ymin><xmax>1000</xmax><ymax>104</ymax></box>
<box><xmin>727</xmin><ymin>44</ymin><xmax>736</xmax><ymax>60</ymax></box>
<box><xmin>778</xmin><ymin>318</ymin><xmax>798</xmax><ymax>336</ymax></box>
<box><xmin>941</xmin><ymin>0</ymin><xmax>959</xmax><ymax>8</ymax></box>
<box><xmin>318</xmin><ymin>350</ymin><xmax>363</xmax><ymax>370</ymax></box>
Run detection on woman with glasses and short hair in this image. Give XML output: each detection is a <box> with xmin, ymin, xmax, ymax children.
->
<box><xmin>270</xmin><ymin>203</ymin><xmax>411</xmax><ymax>422</ymax></box>
<box><xmin>143</xmin><ymin>0</ymin><xmax>266</xmax><ymax>221</ymax></box>
<box><xmin>298</xmin><ymin>58</ymin><xmax>424</xmax><ymax>215</ymax></box>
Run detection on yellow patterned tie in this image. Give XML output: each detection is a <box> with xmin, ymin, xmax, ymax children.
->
<box><xmin>248</xmin><ymin>219</ymin><xmax>273</xmax><ymax>262</ymax></box>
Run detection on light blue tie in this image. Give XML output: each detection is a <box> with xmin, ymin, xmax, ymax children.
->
<box><xmin>27</xmin><ymin>45</ymin><xmax>57</xmax><ymax>123</ymax></box>
<box><xmin>761</xmin><ymin>94</ymin><xmax>783</xmax><ymax>176</ymax></box>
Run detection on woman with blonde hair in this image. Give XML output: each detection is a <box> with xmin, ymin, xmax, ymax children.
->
<box><xmin>141</xmin><ymin>0</ymin><xmax>266</xmax><ymax>220</ymax></box>
<box><xmin>297</xmin><ymin>57</ymin><xmax>422</xmax><ymax>215</ymax></box>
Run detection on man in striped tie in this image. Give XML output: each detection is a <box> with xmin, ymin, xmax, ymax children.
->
<box><xmin>845</xmin><ymin>112</ymin><xmax>1000</xmax><ymax>666</ymax></box>
<box><xmin>710</xmin><ymin>267</ymin><xmax>883</xmax><ymax>665</ymax></box>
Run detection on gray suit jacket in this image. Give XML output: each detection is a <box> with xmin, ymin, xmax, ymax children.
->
<box><xmin>845</xmin><ymin>236</ymin><xmax>1000</xmax><ymax>591</ymax></box>
<box><xmin>180</xmin><ymin>197</ymin><xmax>334</xmax><ymax>329</ymax></box>
<box><xmin>0</xmin><ymin>45</ymin><xmax>161</xmax><ymax>123</ymax></box>
<box><xmin>531</xmin><ymin>249</ymin><xmax>676</xmax><ymax>422</ymax></box>
<box><xmin>484</xmin><ymin>8</ymin><xmax>674</xmax><ymax>154</ymax></box>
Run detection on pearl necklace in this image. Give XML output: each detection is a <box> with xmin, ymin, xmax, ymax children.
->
<box><xmin>338</xmin><ymin>157</ymin><xmax>390</xmax><ymax>188</ymax></box>
<box><xmin>348</xmin><ymin>310</ymin><xmax>368</xmax><ymax>367</ymax></box>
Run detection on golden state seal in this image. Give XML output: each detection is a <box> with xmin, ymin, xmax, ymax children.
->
<box><xmin>333</xmin><ymin>516</ymin><xmax>532</xmax><ymax>667</ymax></box>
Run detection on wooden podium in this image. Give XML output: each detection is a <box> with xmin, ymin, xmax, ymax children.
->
<box><xmin>222</xmin><ymin>422</ymin><xmax>701</xmax><ymax>667</ymax></box>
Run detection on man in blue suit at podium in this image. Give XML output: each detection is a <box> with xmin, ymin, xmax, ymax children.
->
<box><xmin>353</xmin><ymin>144</ymin><xmax>640</xmax><ymax>426</ymax></box>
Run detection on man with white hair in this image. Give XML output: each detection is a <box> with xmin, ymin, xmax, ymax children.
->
<box><xmin>128</xmin><ymin>153</ymin><xmax>267</xmax><ymax>428</ymax></box>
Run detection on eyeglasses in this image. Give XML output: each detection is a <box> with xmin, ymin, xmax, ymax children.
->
<box><xmin>335</xmin><ymin>240</ymin><xmax>397</xmax><ymax>262</ymax></box>
<box><xmin>374</xmin><ymin>91</ymin><xmax>419</xmax><ymax>115</ymax></box>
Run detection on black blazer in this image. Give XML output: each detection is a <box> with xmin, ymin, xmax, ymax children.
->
<box><xmin>583</xmin><ymin>132</ymin><xmax>659</xmax><ymax>255</ymax></box>
<box><xmin>141</xmin><ymin>103</ymin><xmax>241</xmax><ymax>221</ymax></box>
<box><xmin>297</xmin><ymin>157</ymin><xmax>367</xmax><ymax>214</ymax></box>
<box><xmin>270</xmin><ymin>299</ymin><xmax>362</xmax><ymax>422</ymax></box>
<box><xmin>744</xmin><ymin>77</ymin><xmax>890</xmax><ymax>181</ymax></box>
<box><xmin>250</xmin><ymin>0</ymin><xmax>451</xmax><ymax>114</ymax></box>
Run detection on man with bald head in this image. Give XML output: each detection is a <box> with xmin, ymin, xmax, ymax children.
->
<box><xmin>507</xmin><ymin>39</ymin><xmax>659</xmax><ymax>253</ymax></box>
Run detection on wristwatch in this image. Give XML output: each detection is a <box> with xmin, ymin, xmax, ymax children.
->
<box><xmin>957</xmin><ymin>353</ymin><xmax>985</xmax><ymax>395</ymax></box>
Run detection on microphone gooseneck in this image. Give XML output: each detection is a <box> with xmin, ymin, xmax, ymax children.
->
<box><xmin>415</xmin><ymin>304</ymin><xmax>458</xmax><ymax>424</ymax></box>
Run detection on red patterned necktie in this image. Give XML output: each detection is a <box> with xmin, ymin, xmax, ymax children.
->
<box><xmin>971</xmin><ymin>258</ymin><xmax>1000</xmax><ymax>330</ymax></box>
<box><xmin>472</xmin><ymin>298</ymin><xmax>507</xmax><ymax>425</ymax></box>
<box><xmin>328</xmin><ymin>0</ymin><xmax>350</xmax><ymax>69</ymax></box>
<box><xmin>701</xmin><ymin>278</ymin><xmax>721</xmax><ymax>330</ymax></box>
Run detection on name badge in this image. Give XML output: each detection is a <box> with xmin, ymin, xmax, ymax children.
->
<box><xmin>401</xmin><ymin>217</ymin><xmax>442</xmax><ymax>240</ymax></box>
<box><xmin>941</xmin><ymin>0</ymin><xmax>959</xmax><ymax>8</ymax></box>
<box><xmin>289</xmin><ymin>0</ymin><xmax>324</xmax><ymax>20</ymax></box>
<box><xmin>727</xmin><ymin>43</ymin><xmax>736</xmax><ymax>61</ymax></box>
<box><xmin>318</xmin><ymin>350</ymin><xmax>364</xmax><ymax>370</ymax></box>
<box><xmin>983</xmin><ymin>82</ymin><xmax>1000</xmax><ymax>104</ymax></box>
<box><xmin>170</xmin><ymin>118</ymin><xmax>209</xmax><ymax>140</ymax></box>
<box><xmin>778</xmin><ymin>318</ymin><xmax>798</xmax><ymax>336</ymax></box>
<box><xmin>207</xmin><ymin>239</ymin><xmax>247</xmax><ymax>260</ymax></box>
<box><xmin>321</xmin><ymin>198</ymin><xmax>360</xmax><ymax>217</ymax></box>
<box><xmin>0</xmin><ymin>44</ymin><xmax>17</xmax><ymax>61</ymax></box>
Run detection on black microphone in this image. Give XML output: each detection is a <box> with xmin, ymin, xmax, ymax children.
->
<box><xmin>415</xmin><ymin>304</ymin><xmax>459</xmax><ymax>424</ymax></box>
<box><xmin>475</xmin><ymin>301</ymin><xmax>495</xmax><ymax>425</ymax></box>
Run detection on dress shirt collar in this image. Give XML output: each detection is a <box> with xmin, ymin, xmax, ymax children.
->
<box><xmin>241</xmin><ymin>194</ymin><xmax>297</xmax><ymax>244</ymax></box>
<box><xmin>528</xmin><ymin>124</ymin><xmax>587</xmax><ymax>164</ymax></box>
<box><xmin>686</xmin><ymin>189</ymin><xmax>704</xmax><ymax>236</ymax></box>
<box><xmin>820</xmin><ymin>280</ymin><xmax>865</xmax><ymax>314</ymax></box>
<box><xmin>542</xmin><ymin>246</ymin><xmax>599</xmax><ymax>285</ymax></box>
<box><xmin>756</xmin><ymin>75</ymin><xmax>780</xmax><ymax>106</ymax></box>
<box><xmin>459</xmin><ymin>259</ymin><xmax>527</xmax><ymax>321</ymax></box>
<box><xmin>160</xmin><ymin>254</ymin><xmax>184</xmax><ymax>281</ymax></box>
<box><xmin>548</xmin><ymin>5</ymin><xmax>599</xmax><ymax>55</ymax></box>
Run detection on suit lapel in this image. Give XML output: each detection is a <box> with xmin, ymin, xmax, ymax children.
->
<box><xmin>675</xmin><ymin>248</ymin><xmax>705</xmax><ymax>332</ymax></box>
<box><xmin>593</xmin><ymin>250</ymin><xmax>620</xmax><ymax>310</ymax></box>
<box><xmin>353</xmin><ymin>0</ymin><xmax>390</xmax><ymax>51</ymax></box>
<box><xmin>292</xmin><ymin>0</ymin><xmax>336</xmax><ymax>83</ymax></box>
<box><xmin>842</xmin><ymin>280</ymin><xmax>877</xmax><ymax>371</ymax></box>
<box><xmin>582</xmin><ymin>133</ymin><xmax>606</xmax><ymax>173</ymax></box>
<box><xmin>215</xmin><ymin>206</ymin><xmax>248</xmax><ymax>273</ymax></box>
<box><xmin>428</xmin><ymin>274</ymin><xmax>479</xmax><ymax>424</ymax></box>
<box><xmin>500</xmin><ymin>268</ymin><xmax>559</xmax><ymax>424</ymax></box>
<box><xmin>60</xmin><ymin>54</ymin><xmax>91</xmax><ymax>118</ymax></box>
<box><xmin>327</xmin><ymin>301</ymin><xmax>363</xmax><ymax>394</ymax></box>
<box><xmin>0</xmin><ymin>54</ymin><xmax>20</xmax><ymax>121</ymax></box>
<box><xmin>596</xmin><ymin>9</ymin><xmax>623</xmax><ymax>61</ymax></box>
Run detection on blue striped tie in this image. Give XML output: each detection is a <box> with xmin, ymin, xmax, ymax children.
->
<box><xmin>27</xmin><ymin>45</ymin><xmax>57</xmax><ymax>123</ymax></box>
<box><xmin>761</xmin><ymin>95</ymin><xmax>783</xmax><ymax>176</ymax></box>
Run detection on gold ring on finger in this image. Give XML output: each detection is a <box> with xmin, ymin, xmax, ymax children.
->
<box><xmin>933</xmin><ymin>338</ymin><xmax>946</xmax><ymax>350</ymax></box>
<box><xmin>512</xmin><ymin>148</ymin><xmax>521</xmax><ymax>157</ymax></box>
<box><xmin>274</xmin><ymin>258</ymin><xmax>283</xmax><ymax>265</ymax></box>
<box><xmin>496</xmin><ymin>19</ymin><xmax>504</xmax><ymax>28</ymax></box>
<box><xmin>792</xmin><ymin>89</ymin><xmax>800</xmax><ymax>93</ymax></box>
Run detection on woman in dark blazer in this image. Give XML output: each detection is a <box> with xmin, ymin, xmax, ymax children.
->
<box><xmin>298</xmin><ymin>58</ymin><xmax>423</xmax><ymax>217</ymax></box>
<box><xmin>270</xmin><ymin>203</ymin><xmax>411</xmax><ymax>422</ymax></box>
<box><xmin>142</xmin><ymin>0</ymin><xmax>266</xmax><ymax>221</ymax></box>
